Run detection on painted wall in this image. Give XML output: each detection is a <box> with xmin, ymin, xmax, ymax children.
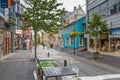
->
<box><xmin>63</xmin><ymin>16</ymin><xmax>86</xmax><ymax>49</ymax></box>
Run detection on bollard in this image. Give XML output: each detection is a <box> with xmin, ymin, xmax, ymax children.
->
<box><xmin>64</xmin><ymin>60</ymin><xmax>67</xmax><ymax>66</ymax></box>
<box><xmin>48</xmin><ymin>52</ymin><xmax>50</xmax><ymax>57</ymax></box>
<box><xmin>93</xmin><ymin>52</ymin><xmax>96</xmax><ymax>60</ymax></box>
<box><xmin>62</xmin><ymin>48</ymin><xmax>63</xmax><ymax>52</ymax></box>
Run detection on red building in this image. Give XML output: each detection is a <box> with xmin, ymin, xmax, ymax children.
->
<box><xmin>22</xmin><ymin>28</ymin><xmax>31</xmax><ymax>40</ymax></box>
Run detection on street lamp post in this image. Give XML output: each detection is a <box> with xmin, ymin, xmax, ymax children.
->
<box><xmin>74</xmin><ymin>37</ymin><xmax>75</xmax><ymax>55</ymax></box>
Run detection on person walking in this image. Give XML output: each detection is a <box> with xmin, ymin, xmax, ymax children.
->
<box><xmin>47</xmin><ymin>43</ymin><xmax>49</xmax><ymax>49</ymax></box>
<box><xmin>43</xmin><ymin>42</ymin><xmax>45</xmax><ymax>49</ymax></box>
<box><xmin>23</xmin><ymin>41</ymin><xmax>26</xmax><ymax>50</ymax></box>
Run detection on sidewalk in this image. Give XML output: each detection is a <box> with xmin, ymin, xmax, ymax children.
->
<box><xmin>57</xmin><ymin>47</ymin><xmax>120</xmax><ymax>69</ymax></box>
<box><xmin>0</xmin><ymin>50</ymin><xmax>36</xmax><ymax>80</ymax></box>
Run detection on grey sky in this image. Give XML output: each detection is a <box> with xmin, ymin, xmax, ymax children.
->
<box><xmin>20</xmin><ymin>0</ymin><xmax>86</xmax><ymax>12</ymax></box>
<box><xmin>57</xmin><ymin>0</ymin><xmax>86</xmax><ymax>12</ymax></box>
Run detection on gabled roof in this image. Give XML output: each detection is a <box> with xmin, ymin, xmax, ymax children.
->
<box><xmin>62</xmin><ymin>5</ymin><xmax>86</xmax><ymax>29</ymax></box>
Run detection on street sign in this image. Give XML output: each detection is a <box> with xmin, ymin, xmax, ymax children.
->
<box><xmin>15</xmin><ymin>29</ymin><xmax>22</xmax><ymax>34</ymax></box>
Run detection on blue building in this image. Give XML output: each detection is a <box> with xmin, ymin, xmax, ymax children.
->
<box><xmin>63</xmin><ymin>16</ymin><xmax>86</xmax><ymax>49</ymax></box>
<box><xmin>59</xmin><ymin>5</ymin><xmax>86</xmax><ymax>49</ymax></box>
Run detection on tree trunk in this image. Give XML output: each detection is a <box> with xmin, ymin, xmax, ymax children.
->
<box><xmin>94</xmin><ymin>38</ymin><xmax>99</xmax><ymax>60</ymax></box>
<box><xmin>34</xmin><ymin>32</ymin><xmax>37</xmax><ymax>59</ymax></box>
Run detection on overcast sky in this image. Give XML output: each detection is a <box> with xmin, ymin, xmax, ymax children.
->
<box><xmin>20</xmin><ymin>0</ymin><xmax>86</xmax><ymax>12</ymax></box>
<box><xmin>57</xmin><ymin>0</ymin><xmax>86</xmax><ymax>12</ymax></box>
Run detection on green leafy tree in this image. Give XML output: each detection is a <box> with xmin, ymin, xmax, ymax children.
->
<box><xmin>7</xmin><ymin>17</ymin><xmax>17</xmax><ymax>26</ymax></box>
<box><xmin>20</xmin><ymin>0</ymin><xmax>66</xmax><ymax>58</ymax></box>
<box><xmin>86</xmin><ymin>13</ymin><xmax>108</xmax><ymax>60</ymax></box>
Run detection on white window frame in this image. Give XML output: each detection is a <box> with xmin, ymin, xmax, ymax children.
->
<box><xmin>79</xmin><ymin>37</ymin><xmax>83</xmax><ymax>46</ymax></box>
<box><xmin>70</xmin><ymin>37</ymin><xmax>74</xmax><ymax>46</ymax></box>
<box><xmin>66</xmin><ymin>38</ymin><xmax>69</xmax><ymax>46</ymax></box>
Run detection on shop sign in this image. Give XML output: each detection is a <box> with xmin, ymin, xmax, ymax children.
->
<box><xmin>1</xmin><ymin>0</ymin><xmax>8</xmax><ymax>8</ymax></box>
<box><xmin>110</xmin><ymin>29</ymin><xmax>120</xmax><ymax>37</ymax></box>
<box><xmin>15</xmin><ymin>30</ymin><xmax>22</xmax><ymax>34</ymax></box>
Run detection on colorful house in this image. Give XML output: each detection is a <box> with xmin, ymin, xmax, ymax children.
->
<box><xmin>63</xmin><ymin>16</ymin><xmax>86</xmax><ymax>49</ymax></box>
<box><xmin>60</xmin><ymin>5</ymin><xmax>86</xmax><ymax>49</ymax></box>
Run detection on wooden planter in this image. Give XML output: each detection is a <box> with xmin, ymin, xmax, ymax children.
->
<box><xmin>40</xmin><ymin>69</ymin><xmax>43</xmax><ymax>80</ymax></box>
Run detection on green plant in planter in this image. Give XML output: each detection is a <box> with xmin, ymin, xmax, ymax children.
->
<box><xmin>37</xmin><ymin>61</ymin><xmax>58</xmax><ymax>69</ymax></box>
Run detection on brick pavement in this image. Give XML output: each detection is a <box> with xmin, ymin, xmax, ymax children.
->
<box><xmin>36</xmin><ymin>45</ymin><xmax>120</xmax><ymax>78</ymax></box>
<box><xmin>1</xmin><ymin>46</ymin><xmax>119</xmax><ymax>80</ymax></box>
<box><xmin>57</xmin><ymin>47</ymin><xmax>120</xmax><ymax>69</ymax></box>
<box><xmin>0</xmin><ymin>50</ymin><xmax>36</xmax><ymax>80</ymax></box>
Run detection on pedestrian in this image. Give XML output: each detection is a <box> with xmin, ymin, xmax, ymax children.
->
<box><xmin>43</xmin><ymin>42</ymin><xmax>45</xmax><ymax>49</ymax></box>
<box><xmin>47</xmin><ymin>44</ymin><xmax>49</xmax><ymax>49</ymax></box>
<box><xmin>50</xmin><ymin>43</ymin><xmax>53</xmax><ymax>48</ymax></box>
<box><xmin>23</xmin><ymin>41</ymin><xmax>26</xmax><ymax>50</ymax></box>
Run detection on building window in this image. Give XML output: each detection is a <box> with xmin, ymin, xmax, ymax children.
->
<box><xmin>110</xmin><ymin>4</ymin><xmax>118</xmax><ymax>15</ymax></box>
<box><xmin>94</xmin><ymin>6</ymin><xmax>100</xmax><ymax>15</ymax></box>
<box><xmin>70</xmin><ymin>37</ymin><xmax>74</xmax><ymax>46</ymax></box>
<box><xmin>108</xmin><ymin>0</ymin><xmax>118</xmax><ymax>15</ymax></box>
<box><xmin>71</xmin><ymin>24</ymin><xmax>74</xmax><ymax>31</ymax></box>
<box><xmin>80</xmin><ymin>37</ymin><xmax>83</xmax><ymax>46</ymax></box>
<box><xmin>88</xmin><ymin>9</ymin><xmax>94</xmax><ymax>20</ymax></box>
<box><xmin>66</xmin><ymin>38</ymin><xmax>69</xmax><ymax>46</ymax></box>
<box><xmin>101</xmin><ymin>1</ymin><xmax>108</xmax><ymax>16</ymax></box>
<box><xmin>118</xmin><ymin>2</ymin><xmax>120</xmax><ymax>12</ymax></box>
<box><xmin>87</xmin><ymin>0</ymin><xmax>95</xmax><ymax>5</ymax></box>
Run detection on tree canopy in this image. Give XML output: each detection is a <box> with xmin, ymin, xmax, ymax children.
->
<box><xmin>86</xmin><ymin>13</ymin><xmax>108</xmax><ymax>38</ymax></box>
<box><xmin>20</xmin><ymin>0</ymin><xmax>66</xmax><ymax>58</ymax></box>
<box><xmin>20</xmin><ymin>0</ymin><xmax>66</xmax><ymax>33</ymax></box>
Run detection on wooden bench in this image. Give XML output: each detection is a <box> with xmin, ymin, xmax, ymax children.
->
<box><xmin>33</xmin><ymin>70</ymin><xmax>38</xmax><ymax>80</ymax></box>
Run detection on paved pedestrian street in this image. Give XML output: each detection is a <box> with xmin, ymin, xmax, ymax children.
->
<box><xmin>0</xmin><ymin>46</ymin><xmax>120</xmax><ymax>80</ymax></box>
<box><xmin>79</xmin><ymin>74</ymin><xmax>120</xmax><ymax>80</ymax></box>
<box><xmin>35</xmin><ymin>45</ymin><xmax>120</xmax><ymax>80</ymax></box>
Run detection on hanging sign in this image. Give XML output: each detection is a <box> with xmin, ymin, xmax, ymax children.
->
<box><xmin>15</xmin><ymin>30</ymin><xmax>22</xmax><ymax>34</ymax></box>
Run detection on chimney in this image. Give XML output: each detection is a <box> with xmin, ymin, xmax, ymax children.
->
<box><xmin>74</xmin><ymin>6</ymin><xmax>76</xmax><ymax>11</ymax></box>
<box><xmin>78</xmin><ymin>5</ymin><xmax>81</xmax><ymax>9</ymax></box>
